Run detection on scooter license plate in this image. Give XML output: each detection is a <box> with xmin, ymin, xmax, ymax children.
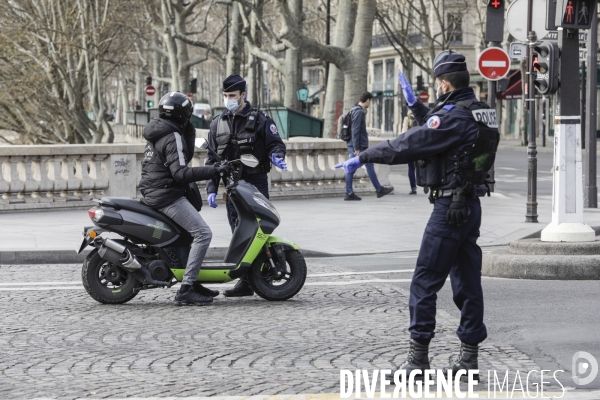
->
<box><xmin>75</xmin><ymin>236</ymin><xmax>88</xmax><ymax>254</ymax></box>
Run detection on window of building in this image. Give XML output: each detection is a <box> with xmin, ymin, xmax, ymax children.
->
<box><xmin>373</xmin><ymin>62</ymin><xmax>384</xmax><ymax>83</ymax></box>
<box><xmin>447</xmin><ymin>13</ymin><xmax>463</xmax><ymax>44</ymax></box>
<box><xmin>309</xmin><ymin>69</ymin><xmax>320</xmax><ymax>86</ymax></box>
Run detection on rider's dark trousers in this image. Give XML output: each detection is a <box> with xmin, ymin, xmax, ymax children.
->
<box><xmin>159</xmin><ymin>197</ymin><xmax>212</xmax><ymax>286</ymax></box>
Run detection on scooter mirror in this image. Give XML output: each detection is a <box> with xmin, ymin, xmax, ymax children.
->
<box><xmin>194</xmin><ymin>138</ymin><xmax>209</xmax><ymax>149</ymax></box>
<box><xmin>240</xmin><ymin>154</ymin><xmax>259</xmax><ymax>168</ymax></box>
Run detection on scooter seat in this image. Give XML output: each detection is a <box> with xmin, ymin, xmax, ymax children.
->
<box><xmin>99</xmin><ymin>197</ymin><xmax>179</xmax><ymax>229</ymax></box>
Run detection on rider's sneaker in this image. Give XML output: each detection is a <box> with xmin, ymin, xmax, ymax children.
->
<box><xmin>174</xmin><ymin>285</ymin><xmax>213</xmax><ymax>306</ymax></box>
<box><xmin>193</xmin><ymin>282</ymin><xmax>219</xmax><ymax>297</ymax></box>
<box><xmin>223</xmin><ymin>278</ymin><xmax>254</xmax><ymax>297</ymax></box>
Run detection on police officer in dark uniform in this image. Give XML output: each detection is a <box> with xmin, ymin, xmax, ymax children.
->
<box><xmin>206</xmin><ymin>74</ymin><xmax>287</xmax><ymax>297</ymax></box>
<box><xmin>336</xmin><ymin>53</ymin><xmax>499</xmax><ymax>379</ymax></box>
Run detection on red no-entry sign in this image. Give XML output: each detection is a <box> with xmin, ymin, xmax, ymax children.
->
<box><xmin>477</xmin><ymin>47</ymin><xmax>511</xmax><ymax>81</ymax></box>
<box><xmin>418</xmin><ymin>91</ymin><xmax>429</xmax><ymax>102</ymax></box>
<box><xmin>145</xmin><ymin>85</ymin><xmax>156</xmax><ymax>96</ymax></box>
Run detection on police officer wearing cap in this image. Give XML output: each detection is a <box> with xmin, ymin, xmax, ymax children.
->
<box><xmin>206</xmin><ymin>74</ymin><xmax>287</xmax><ymax>298</ymax></box>
<box><xmin>336</xmin><ymin>53</ymin><xmax>499</xmax><ymax>379</ymax></box>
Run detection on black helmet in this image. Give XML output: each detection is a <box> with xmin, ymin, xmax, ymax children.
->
<box><xmin>158</xmin><ymin>92</ymin><xmax>193</xmax><ymax>124</ymax></box>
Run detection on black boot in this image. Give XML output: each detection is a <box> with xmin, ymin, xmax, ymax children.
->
<box><xmin>174</xmin><ymin>284</ymin><xmax>213</xmax><ymax>306</ymax></box>
<box><xmin>391</xmin><ymin>339</ymin><xmax>430</xmax><ymax>381</ymax></box>
<box><xmin>193</xmin><ymin>282</ymin><xmax>219</xmax><ymax>297</ymax></box>
<box><xmin>223</xmin><ymin>277</ymin><xmax>254</xmax><ymax>297</ymax></box>
<box><xmin>442</xmin><ymin>342</ymin><xmax>479</xmax><ymax>381</ymax></box>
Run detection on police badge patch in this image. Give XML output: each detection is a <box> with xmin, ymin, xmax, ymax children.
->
<box><xmin>426</xmin><ymin>115</ymin><xmax>441</xmax><ymax>129</ymax></box>
<box><xmin>270</xmin><ymin>124</ymin><xmax>279</xmax><ymax>135</ymax></box>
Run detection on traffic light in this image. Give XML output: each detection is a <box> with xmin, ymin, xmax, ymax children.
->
<box><xmin>486</xmin><ymin>0</ymin><xmax>504</xmax><ymax>43</ymax></box>
<box><xmin>190</xmin><ymin>78</ymin><xmax>197</xmax><ymax>93</ymax></box>
<box><xmin>146</xmin><ymin>76</ymin><xmax>152</xmax><ymax>86</ymax></box>
<box><xmin>147</xmin><ymin>100</ymin><xmax>154</xmax><ymax>108</ymax></box>
<box><xmin>416</xmin><ymin>75</ymin><xmax>424</xmax><ymax>91</ymax></box>
<box><xmin>533</xmin><ymin>41</ymin><xmax>560</xmax><ymax>95</ymax></box>
<box><xmin>555</xmin><ymin>0</ymin><xmax>598</xmax><ymax>29</ymax></box>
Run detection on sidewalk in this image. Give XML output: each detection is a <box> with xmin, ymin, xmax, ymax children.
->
<box><xmin>3</xmin><ymin>167</ymin><xmax>600</xmax><ymax>263</ymax></box>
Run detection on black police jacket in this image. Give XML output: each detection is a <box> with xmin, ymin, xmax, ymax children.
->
<box><xmin>359</xmin><ymin>87</ymin><xmax>486</xmax><ymax>194</ymax></box>
<box><xmin>139</xmin><ymin>118</ymin><xmax>217</xmax><ymax>209</ymax></box>
<box><xmin>206</xmin><ymin>101</ymin><xmax>286</xmax><ymax>194</ymax></box>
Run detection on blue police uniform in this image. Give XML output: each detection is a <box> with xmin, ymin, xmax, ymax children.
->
<box><xmin>206</xmin><ymin>76</ymin><xmax>286</xmax><ymax>231</ymax></box>
<box><xmin>360</xmin><ymin>85</ymin><xmax>488</xmax><ymax>345</ymax></box>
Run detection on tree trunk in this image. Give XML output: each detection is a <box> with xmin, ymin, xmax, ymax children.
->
<box><xmin>323</xmin><ymin>0</ymin><xmax>357</xmax><ymax>137</ymax></box>
<box><xmin>226</xmin><ymin>3</ymin><xmax>243</xmax><ymax>76</ymax></box>
<box><xmin>161</xmin><ymin>0</ymin><xmax>180</xmax><ymax>91</ymax></box>
<box><xmin>342</xmin><ymin>0</ymin><xmax>376</xmax><ymax>111</ymax></box>
<box><xmin>282</xmin><ymin>0</ymin><xmax>303</xmax><ymax>110</ymax></box>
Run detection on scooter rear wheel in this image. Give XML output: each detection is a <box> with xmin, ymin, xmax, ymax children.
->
<box><xmin>248</xmin><ymin>250</ymin><xmax>307</xmax><ymax>301</ymax></box>
<box><xmin>82</xmin><ymin>249</ymin><xmax>141</xmax><ymax>304</ymax></box>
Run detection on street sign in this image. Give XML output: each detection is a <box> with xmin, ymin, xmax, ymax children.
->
<box><xmin>510</xmin><ymin>42</ymin><xmax>528</xmax><ymax>59</ymax></box>
<box><xmin>542</xmin><ymin>30</ymin><xmax>588</xmax><ymax>42</ymax></box>
<box><xmin>145</xmin><ymin>85</ymin><xmax>156</xmax><ymax>97</ymax></box>
<box><xmin>418</xmin><ymin>91</ymin><xmax>429</xmax><ymax>102</ymax></box>
<box><xmin>506</xmin><ymin>0</ymin><xmax>548</xmax><ymax>42</ymax></box>
<box><xmin>478</xmin><ymin>47</ymin><xmax>511</xmax><ymax>80</ymax></box>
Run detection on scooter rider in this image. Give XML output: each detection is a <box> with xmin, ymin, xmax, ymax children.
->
<box><xmin>336</xmin><ymin>52</ymin><xmax>499</xmax><ymax>379</ymax></box>
<box><xmin>140</xmin><ymin>91</ymin><xmax>231</xmax><ymax>306</ymax></box>
<box><xmin>206</xmin><ymin>74</ymin><xmax>287</xmax><ymax>298</ymax></box>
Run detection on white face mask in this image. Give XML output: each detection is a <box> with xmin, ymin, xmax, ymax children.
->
<box><xmin>435</xmin><ymin>81</ymin><xmax>445</xmax><ymax>99</ymax></box>
<box><xmin>224</xmin><ymin>96</ymin><xmax>241</xmax><ymax>112</ymax></box>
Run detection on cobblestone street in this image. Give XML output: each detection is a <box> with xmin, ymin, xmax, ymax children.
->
<box><xmin>0</xmin><ymin>261</ymin><xmax>565</xmax><ymax>399</ymax></box>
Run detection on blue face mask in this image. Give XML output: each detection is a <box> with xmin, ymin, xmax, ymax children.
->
<box><xmin>224</xmin><ymin>96</ymin><xmax>241</xmax><ymax>112</ymax></box>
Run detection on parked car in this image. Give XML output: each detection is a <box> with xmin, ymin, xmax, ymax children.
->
<box><xmin>193</xmin><ymin>103</ymin><xmax>212</xmax><ymax>121</ymax></box>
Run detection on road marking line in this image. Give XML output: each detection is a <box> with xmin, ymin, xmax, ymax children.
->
<box><xmin>0</xmin><ymin>286</ymin><xmax>85</xmax><ymax>291</ymax></box>
<box><xmin>0</xmin><ymin>278</ymin><xmax>425</xmax><ymax>291</ymax></box>
<box><xmin>308</xmin><ymin>269</ymin><xmax>414</xmax><ymax>277</ymax></box>
<box><xmin>0</xmin><ymin>281</ymin><xmax>81</xmax><ymax>286</ymax></box>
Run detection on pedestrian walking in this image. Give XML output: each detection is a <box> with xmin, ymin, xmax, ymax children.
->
<box><xmin>344</xmin><ymin>91</ymin><xmax>394</xmax><ymax>201</ymax></box>
<box><xmin>336</xmin><ymin>52</ymin><xmax>499</xmax><ymax>379</ymax></box>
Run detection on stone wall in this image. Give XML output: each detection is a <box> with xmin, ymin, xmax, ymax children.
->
<box><xmin>0</xmin><ymin>138</ymin><xmax>390</xmax><ymax>212</ymax></box>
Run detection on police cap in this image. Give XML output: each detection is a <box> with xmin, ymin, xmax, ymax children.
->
<box><xmin>434</xmin><ymin>52</ymin><xmax>467</xmax><ymax>78</ymax></box>
<box><xmin>222</xmin><ymin>75</ymin><xmax>246</xmax><ymax>92</ymax></box>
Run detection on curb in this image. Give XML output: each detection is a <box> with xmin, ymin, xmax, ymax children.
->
<box><xmin>482</xmin><ymin>249</ymin><xmax>600</xmax><ymax>280</ymax></box>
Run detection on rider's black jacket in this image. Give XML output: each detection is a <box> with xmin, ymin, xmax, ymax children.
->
<box><xmin>140</xmin><ymin>118</ymin><xmax>216</xmax><ymax>209</ymax></box>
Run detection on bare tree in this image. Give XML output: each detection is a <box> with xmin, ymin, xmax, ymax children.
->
<box><xmin>0</xmin><ymin>0</ymin><xmax>140</xmax><ymax>144</ymax></box>
<box><xmin>376</xmin><ymin>0</ymin><xmax>476</xmax><ymax>83</ymax></box>
<box><xmin>272</xmin><ymin>0</ymin><xmax>377</xmax><ymax>117</ymax></box>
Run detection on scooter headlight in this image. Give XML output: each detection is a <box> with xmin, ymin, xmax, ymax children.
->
<box><xmin>252</xmin><ymin>195</ymin><xmax>280</xmax><ymax>219</ymax></box>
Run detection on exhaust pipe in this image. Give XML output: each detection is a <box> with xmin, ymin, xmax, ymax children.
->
<box><xmin>102</xmin><ymin>239</ymin><xmax>142</xmax><ymax>271</ymax></box>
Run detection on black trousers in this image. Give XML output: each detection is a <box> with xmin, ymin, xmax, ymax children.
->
<box><xmin>408</xmin><ymin>196</ymin><xmax>487</xmax><ymax>345</ymax></box>
<box><xmin>226</xmin><ymin>172</ymin><xmax>269</xmax><ymax>232</ymax></box>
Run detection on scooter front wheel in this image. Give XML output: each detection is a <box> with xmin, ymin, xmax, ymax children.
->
<box><xmin>248</xmin><ymin>250</ymin><xmax>307</xmax><ymax>301</ymax></box>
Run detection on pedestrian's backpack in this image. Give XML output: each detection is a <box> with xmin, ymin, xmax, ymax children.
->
<box><xmin>337</xmin><ymin>109</ymin><xmax>353</xmax><ymax>142</ymax></box>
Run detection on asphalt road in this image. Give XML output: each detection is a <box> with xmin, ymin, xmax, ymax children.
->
<box><xmin>310</xmin><ymin>252</ymin><xmax>600</xmax><ymax>390</ymax></box>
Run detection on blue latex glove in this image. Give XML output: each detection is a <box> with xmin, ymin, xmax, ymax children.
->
<box><xmin>271</xmin><ymin>154</ymin><xmax>288</xmax><ymax>171</ymax></box>
<box><xmin>334</xmin><ymin>156</ymin><xmax>363</xmax><ymax>175</ymax></box>
<box><xmin>398</xmin><ymin>71</ymin><xmax>416</xmax><ymax>106</ymax></box>
<box><xmin>207</xmin><ymin>193</ymin><xmax>217</xmax><ymax>208</ymax></box>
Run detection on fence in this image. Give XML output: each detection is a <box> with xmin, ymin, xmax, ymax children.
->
<box><xmin>0</xmin><ymin>139</ymin><xmax>390</xmax><ymax>212</ymax></box>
